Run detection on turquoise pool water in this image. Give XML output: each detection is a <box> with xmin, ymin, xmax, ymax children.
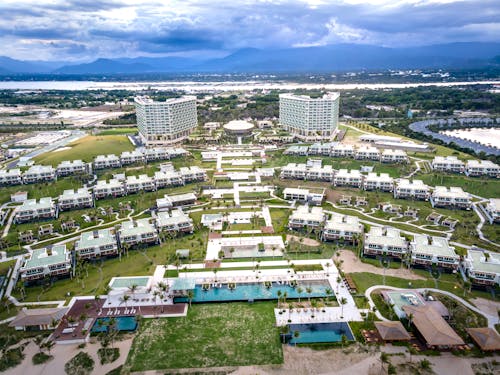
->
<box><xmin>288</xmin><ymin>322</ymin><xmax>355</xmax><ymax>344</ymax></box>
<box><xmin>91</xmin><ymin>316</ymin><xmax>138</xmax><ymax>332</ymax></box>
<box><xmin>110</xmin><ymin>277</ymin><xmax>149</xmax><ymax>288</ymax></box>
<box><xmin>174</xmin><ymin>280</ymin><xmax>332</xmax><ymax>303</ymax></box>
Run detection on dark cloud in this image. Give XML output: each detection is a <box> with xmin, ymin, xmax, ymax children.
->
<box><xmin>1</xmin><ymin>0</ymin><xmax>498</xmax><ymax>61</ymax></box>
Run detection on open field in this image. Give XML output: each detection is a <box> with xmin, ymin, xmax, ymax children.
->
<box><xmin>33</xmin><ymin>135</ymin><xmax>135</xmax><ymax>166</ymax></box>
<box><xmin>97</xmin><ymin>127</ymin><xmax>137</xmax><ymax>135</ymax></box>
<box><xmin>126</xmin><ymin>302</ymin><xmax>282</xmax><ymax>371</ymax></box>
<box><xmin>418</xmin><ymin>172</ymin><xmax>499</xmax><ymax>199</ymax></box>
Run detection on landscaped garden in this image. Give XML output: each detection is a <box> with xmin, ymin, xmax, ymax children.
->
<box><xmin>126</xmin><ymin>302</ymin><xmax>283</xmax><ymax>371</ymax></box>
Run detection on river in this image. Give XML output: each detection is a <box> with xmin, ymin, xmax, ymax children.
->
<box><xmin>0</xmin><ymin>80</ymin><xmax>498</xmax><ymax>92</ymax></box>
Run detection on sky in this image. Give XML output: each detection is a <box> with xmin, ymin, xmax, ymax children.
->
<box><xmin>1</xmin><ymin>0</ymin><xmax>499</xmax><ymax>61</ymax></box>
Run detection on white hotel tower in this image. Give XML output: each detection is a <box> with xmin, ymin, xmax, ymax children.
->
<box><xmin>279</xmin><ymin>92</ymin><xmax>340</xmax><ymax>140</ymax></box>
<box><xmin>134</xmin><ymin>96</ymin><xmax>198</xmax><ymax>146</ymax></box>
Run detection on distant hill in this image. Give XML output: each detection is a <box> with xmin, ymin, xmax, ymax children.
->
<box><xmin>1</xmin><ymin>42</ymin><xmax>500</xmax><ymax>75</ymax></box>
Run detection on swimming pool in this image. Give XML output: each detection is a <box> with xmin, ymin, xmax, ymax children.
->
<box><xmin>91</xmin><ymin>316</ymin><xmax>138</xmax><ymax>333</ymax></box>
<box><xmin>287</xmin><ymin>322</ymin><xmax>355</xmax><ymax>344</ymax></box>
<box><xmin>385</xmin><ymin>290</ymin><xmax>425</xmax><ymax>319</ymax></box>
<box><xmin>109</xmin><ymin>277</ymin><xmax>150</xmax><ymax>289</ymax></box>
<box><xmin>174</xmin><ymin>280</ymin><xmax>332</xmax><ymax>303</ymax></box>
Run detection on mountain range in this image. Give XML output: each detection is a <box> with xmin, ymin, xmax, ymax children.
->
<box><xmin>1</xmin><ymin>42</ymin><xmax>500</xmax><ymax>75</ymax></box>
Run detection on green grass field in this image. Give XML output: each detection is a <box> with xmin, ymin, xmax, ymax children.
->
<box><xmin>34</xmin><ymin>135</ymin><xmax>135</xmax><ymax>166</ymax></box>
<box><xmin>418</xmin><ymin>173</ymin><xmax>499</xmax><ymax>198</ymax></box>
<box><xmin>97</xmin><ymin>127</ymin><xmax>137</xmax><ymax>135</ymax></box>
<box><xmin>126</xmin><ymin>302</ymin><xmax>282</xmax><ymax>371</ymax></box>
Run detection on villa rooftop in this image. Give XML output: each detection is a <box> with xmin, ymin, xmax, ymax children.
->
<box><xmin>412</xmin><ymin>234</ymin><xmax>457</xmax><ymax>257</ymax></box>
<box><xmin>22</xmin><ymin>245</ymin><xmax>68</xmax><ymax>269</ymax></box>
<box><xmin>76</xmin><ymin>229</ymin><xmax>116</xmax><ymax>249</ymax></box>
<box><xmin>466</xmin><ymin>250</ymin><xmax>500</xmax><ymax>274</ymax></box>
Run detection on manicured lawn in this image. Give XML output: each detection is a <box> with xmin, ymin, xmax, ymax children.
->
<box><xmin>97</xmin><ymin>127</ymin><xmax>137</xmax><ymax>135</ymax></box>
<box><xmin>126</xmin><ymin>302</ymin><xmax>283</xmax><ymax>371</ymax></box>
<box><xmin>33</xmin><ymin>135</ymin><xmax>134</xmax><ymax>166</ymax></box>
<box><xmin>419</xmin><ymin>173</ymin><xmax>498</xmax><ymax>198</ymax></box>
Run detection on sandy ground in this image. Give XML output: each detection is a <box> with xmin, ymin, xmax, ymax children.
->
<box><xmin>470</xmin><ymin>297</ymin><xmax>500</xmax><ymax>317</ymax></box>
<box><xmin>286</xmin><ymin>234</ymin><xmax>320</xmax><ymax>247</ymax></box>
<box><xmin>337</xmin><ymin>250</ymin><xmax>426</xmax><ymax>280</ymax></box>
<box><xmin>4</xmin><ymin>336</ymin><xmax>133</xmax><ymax>375</ymax></box>
<box><xmin>51</xmin><ymin>146</ymin><xmax>71</xmax><ymax>153</ymax></box>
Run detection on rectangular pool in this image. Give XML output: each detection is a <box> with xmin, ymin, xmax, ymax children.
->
<box><xmin>91</xmin><ymin>316</ymin><xmax>138</xmax><ymax>333</ymax></box>
<box><xmin>385</xmin><ymin>290</ymin><xmax>425</xmax><ymax>319</ymax></box>
<box><xmin>174</xmin><ymin>280</ymin><xmax>332</xmax><ymax>303</ymax></box>
<box><xmin>288</xmin><ymin>322</ymin><xmax>355</xmax><ymax>344</ymax></box>
<box><xmin>109</xmin><ymin>277</ymin><xmax>149</xmax><ymax>289</ymax></box>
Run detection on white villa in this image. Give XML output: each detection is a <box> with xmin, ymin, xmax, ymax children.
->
<box><xmin>363</xmin><ymin>172</ymin><xmax>394</xmax><ymax>192</ymax></box>
<box><xmin>93</xmin><ymin>154</ymin><xmax>121</xmax><ymax>169</ymax></box>
<box><xmin>155</xmin><ymin>209</ymin><xmax>194</xmax><ymax>235</ymax></box>
<box><xmin>0</xmin><ymin>168</ymin><xmax>22</xmax><ymax>185</ymax></box>
<box><xmin>431</xmin><ymin>186</ymin><xmax>471</xmax><ymax>210</ymax></box>
<box><xmin>282</xmin><ymin>188</ymin><xmax>324</xmax><ymax>206</ymax></box>
<box><xmin>331</xmin><ymin>143</ymin><xmax>355</xmax><ymax>158</ymax></box>
<box><xmin>393</xmin><ymin>179</ymin><xmax>430</xmax><ymax>200</ymax></box>
<box><xmin>322</xmin><ymin>214</ymin><xmax>363</xmax><ymax>242</ymax></box>
<box><xmin>22</xmin><ymin>165</ymin><xmax>56</xmax><ymax>184</ymax></box>
<box><xmin>120</xmin><ymin>150</ymin><xmax>145</xmax><ymax>165</ymax></box>
<box><xmin>58</xmin><ymin>188</ymin><xmax>93</xmax><ymax>211</ymax></box>
<box><xmin>355</xmin><ymin>145</ymin><xmax>380</xmax><ymax>161</ymax></box>
<box><xmin>381</xmin><ymin>149</ymin><xmax>408</xmax><ymax>163</ymax></box>
<box><xmin>179</xmin><ymin>166</ymin><xmax>207</xmax><ymax>182</ymax></box>
<box><xmin>19</xmin><ymin>245</ymin><xmax>71</xmax><ymax>282</ymax></box>
<box><xmin>156</xmin><ymin>192</ymin><xmax>197</xmax><ymax>211</ymax></box>
<box><xmin>119</xmin><ymin>218</ymin><xmax>159</xmax><ymax>248</ymax></box>
<box><xmin>94</xmin><ymin>179</ymin><xmax>126</xmax><ymax>199</ymax></box>
<box><xmin>56</xmin><ymin>160</ymin><xmax>89</xmax><ymax>176</ymax></box>
<box><xmin>431</xmin><ymin>156</ymin><xmax>464</xmax><ymax>173</ymax></box>
<box><xmin>333</xmin><ymin>169</ymin><xmax>363</xmax><ymax>188</ymax></box>
<box><xmin>463</xmin><ymin>249</ymin><xmax>500</xmax><ymax>286</ymax></box>
<box><xmin>154</xmin><ymin>170</ymin><xmax>184</xmax><ymax>188</ymax></box>
<box><xmin>306</xmin><ymin>164</ymin><xmax>335</xmax><ymax>181</ymax></box>
<box><xmin>15</xmin><ymin>198</ymin><xmax>57</xmax><ymax>223</ymax></box>
<box><xmin>484</xmin><ymin>198</ymin><xmax>500</xmax><ymax>224</ymax></box>
<box><xmin>288</xmin><ymin>205</ymin><xmax>326</xmax><ymax>231</ymax></box>
<box><xmin>74</xmin><ymin>229</ymin><xmax>119</xmax><ymax>259</ymax></box>
<box><xmin>125</xmin><ymin>174</ymin><xmax>156</xmax><ymax>193</ymax></box>
<box><xmin>465</xmin><ymin>160</ymin><xmax>500</xmax><ymax>178</ymax></box>
<box><xmin>364</xmin><ymin>227</ymin><xmax>408</xmax><ymax>259</ymax></box>
<box><xmin>280</xmin><ymin>163</ymin><xmax>308</xmax><ymax>179</ymax></box>
<box><xmin>410</xmin><ymin>234</ymin><xmax>460</xmax><ymax>270</ymax></box>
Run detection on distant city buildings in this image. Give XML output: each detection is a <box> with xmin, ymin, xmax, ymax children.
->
<box><xmin>279</xmin><ymin>92</ymin><xmax>340</xmax><ymax>140</ymax></box>
<box><xmin>135</xmin><ymin>96</ymin><xmax>198</xmax><ymax>146</ymax></box>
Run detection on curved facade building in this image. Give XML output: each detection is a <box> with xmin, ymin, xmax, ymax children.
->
<box><xmin>135</xmin><ymin>96</ymin><xmax>198</xmax><ymax>146</ymax></box>
<box><xmin>279</xmin><ymin>92</ymin><xmax>340</xmax><ymax>140</ymax></box>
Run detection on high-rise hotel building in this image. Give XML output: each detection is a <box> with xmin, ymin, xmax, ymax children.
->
<box><xmin>134</xmin><ymin>96</ymin><xmax>198</xmax><ymax>146</ymax></box>
<box><xmin>279</xmin><ymin>92</ymin><xmax>340</xmax><ymax>140</ymax></box>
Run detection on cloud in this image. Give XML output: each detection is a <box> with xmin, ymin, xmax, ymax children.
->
<box><xmin>0</xmin><ymin>0</ymin><xmax>498</xmax><ymax>61</ymax></box>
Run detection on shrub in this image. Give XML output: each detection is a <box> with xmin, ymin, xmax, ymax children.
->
<box><xmin>98</xmin><ymin>348</ymin><xmax>120</xmax><ymax>365</ymax></box>
<box><xmin>33</xmin><ymin>352</ymin><xmax>53</xmax><ymax>365</ymax></box>
<box><xmin>0</xmin><ymin>346</ymin><xmax>25</xmax><ymax>371</ymax></box>
<box><xmin>65</xmin><ymin>352</ymin><xmax>94</xmax><ymax>375</ymax></box>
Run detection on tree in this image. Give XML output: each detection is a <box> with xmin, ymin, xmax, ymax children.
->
<box><xmin>340</xmin><ymin>297</ymin><xmax>348</xmax><ymax>318</ymax></box>
<box><xmin>293</xmin><ymin>330</ymin><xmax>300</xmax><ymax>346</ymax></box>
<box><xmin>296</xmin><ymin>287</ymin><xmax>303</xmax><ymax>303</ymax></box>
<box><xmin>43</xmin><ymin>340</ymin><xmax>55</xmax><ymax>355</ymax></box>
<box><xmin>120</xmin><ymin>294</ymin><xmax>130</xmax><ymax>309</ymax></box>
<box><xmin>341</xmin><ymin>334</ymin><xmax>348</xmax><ymax>348</ymax></box>
<box><xmin>34</xmin><ymin>335</ymin><xmax>45</xmax><ymax>353</ymax></box>
<box><xmin>186</xmin><ymin>290</ymin><xmax>194</xmax><ymax>307</ymax></box>
<box><xmin>380</xmin><ymin>352</ymin><xmax>390</xmax><ymax>373</ymax></box>
<box><xmin>419</xmin><ymin>359</ymin><xmax>432</xmax><ymax>371</ymax></box>
<box><xmin>306</xmin><ymin>287</ymin><xmax>313</xmax><ymax>303</ymax></box>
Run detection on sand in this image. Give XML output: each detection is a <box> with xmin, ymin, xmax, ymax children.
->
<box><xmin>336</xmin><ymin>250</ymin><xmax>426</xmax><ymax>280</ymax></box>
<box><xmin>286</xmin><ymin>235</ymin><xmax>320</xmax><ymax>247</ymax></box>
<box><xmin>470</xmin><ymin>297</ymin><xmax>500</xmax><ymax>318</ymax></box>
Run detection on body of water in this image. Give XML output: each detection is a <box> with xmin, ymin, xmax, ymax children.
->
<box><xmin>0</xmin><ymin>80</ymin><xmax>497</xmax><ymax>92</ymax></box>
<box><xmin>92</xmin><ymin>316</ymin><xmax>138</xmax><ymax>332</ymax></box>
<box><xmin>287</xmin><ymin>322</ymin><xmax>355</xmax><ymax>344</ymax></box>
<box><xmin>440</xmin><ymin>128</ymin><xmax>500</xmax><ymax>149</ymax></box>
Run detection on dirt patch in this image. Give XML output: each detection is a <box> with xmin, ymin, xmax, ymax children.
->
<box><xmin>470</xmin><ymin>297</ymin><xmax>500</xmax><ymax>317</ymax></box>
<box><xmin>286</xmin><ymin>235</ymin><xmax>320</xmax><ymax>247</ymax></box>
<box><xmin>337</xmin><ymin>250</ymin><xmax>426</xmax><ymax>280</ymax></box>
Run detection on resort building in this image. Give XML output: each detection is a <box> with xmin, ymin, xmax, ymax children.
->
<box><xmin>283</xmin><ymin>145</ymin><xmax>309</xmax><ymax>156</ymax></box>
<box><xmin>15</xmin><ymin>198</ymin><xmax>57</xmax><ymax>223</ymax></box>
<box><xmin>179</xmin><ymin>166</ymin><xmax>207</xmax><ymax>182</ymax></box>
<box><xmin>0</xmin><ymin>168</ymin><xmax>22</xmax><ymax>185</ymax></box>
<box><xmin>118</xmin><ymin>218</ymin><xmax>159</xmax><ymax>248</ymax></box>
<box><xmin>125</xmin><ymin>174</ymin><xmax>156</xmax><ymax>194</ymax></box>
<box><xmin>74</xmin><ymin>229</ymin><xmax>119</xmax><ymax>259</ymax></box>
<box><xmin>381</xmin><ymin>149</ymin><xmax>408</xmax><ymax>163</ymax></box>
<box><xmin>282</xmin><ymin>188</ymin><xmax>324</xmax><ymax>205</ymax></box>
<box><xmin>430</xmin><ymin>186</ymin><xmax>471</xmax><ymax>210</ymax></box>
<box><xmin>333</xmin><ymin>169</ymin><xmax>363</xmax><ymax>188</ymax></box>
<box><xmin>484</xmin><ymin>198</ymin><xmax>500</xmax><ymax>224</ymax></box>
<box><xmin>431</xmin><ymin>156</ymin><xmax>464</xmax><ymax>173</ymax></box>
<box><xmin>93</xmin><ymin>154</ymin><xmax>121</xmax><ymax>169</ymax></box>
<box><xmin>93</xmin><ymin>179</ymin><xmax>126</xmax><ymax>200</ymax></box>
<box><xmin>306</xmin><ymin>164</ymin><xmax>335</xmax><ymax>181</ymax></box>
<box><xmin>155</xmin><ymin>209</ymin><xmax>194</xmax><ymax>235</ymax></box>
<box><xmin>153</xmin><ymin>170</ymin><xmax>184</xmax><ymax>188</ymax></box>
<box><xmin>354</xmin><ymin>145</ymin><xmax>381</xmax><ymax>161</ymax></box>
<box><xmin>56</xmin><ymin>160</ymin><xmax>89</xmax><ymax>176</ymax></box>
<box><xmin>135</xmin><ymin>95</ymin><xmax>198</xmax><ymax>146</ymax></box>
<box><xmin>308</xmin><ymin>142</ymin><xmax>335</xmax><ymax>156</ymax></box>
<box><xmin>9</xmin><ymin>307</ymin><xmax>67</xmax><ymax>331</ymax></box>
<box><xmin>363</xmin><ymin>172</ymin><xmax>394</xmax><ymax>192</ymax></box>
<box><xmin>393</xmin><ymin>179</ymin><xmax>430</xmax><ymax>200</ymax></box>
<box><xmin>322</xmin><ymin>214</ymin><xmax>363</xmax><ymax>242</ymax></box>
<box><xmin>142</xmin><ymin>147</ymin><xmax>169</xmax><ymax>162</ymax></box>
<box><xmin>58</xmin><ymin>188</ymin><xmax>93</xmax><ymax>211</ymax></box>
<box><xmin>410</xmin><ymin>235</ymin><xmax>460</xmax><ymax>270</ymax></box>
<box><xmin>465</xmin><ymin>159</ymin><xmax>500</xmax><ymax>178</ymax></box>
<box><xmin>330</xmin><ymin>143</ymin><xmax>355</xmax><ymax>158</ymax></box>
<box><xmin>363</xmin><ymin>227</ymin><xmax>408</xmax><ymax>259</ymax></box>
<box><xmin>279</xmin><ymin>92</ymin><xmax>340</xmax><ymax>140</ymax></box>
<box><xmin>19</xmin><ymin>245</ymin><xmax>71</xmax><ymax>282</ymax></box>
<box><xmin>156</xmin><ymin>192</ymin><xmax>197</xmax><ymax>211</ymax></box>
<box><xmin>463</xmin><ymin>249</ymin><xmax>500</xmax><ymax>286</ymax></box>
<box><xmin>22</xmin><ymin>165</ymin><xmax>56</xmax><ymax>184</ymax></box>
<box><xmin>280</xmin><ymin>163</ymin><xmax>308</xmax><ymax>179</ymax></box>
<box><xmin>120</xmin><ymin>150</ymin><xmax>145</xmax><ymax>165</ymax></box>
<box><xmin>288</xmin><ymin>205</ymin><xmax>326</xmax><ymax>231</ymax></box>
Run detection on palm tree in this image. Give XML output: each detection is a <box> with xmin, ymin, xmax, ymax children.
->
<box><xmin>277</xmin><ymin>290</ymin><xmax>282</xmax><ymax>308</ymax></box>
<box><xmin>340</xmin><ymin>297</ymin><xmax>347</xmax><ymax>318</ymax></box>
<box><xmin>43</xmin><ymin>340</ymin><xmax>55</xmax><ymax>355</ymax></box>
<box><xmin>296</xmin><ymin>287</ymin><xmax>303</xmax><ymax>303</ymax></box>
<box><xmin>1</xmin><ymin>296</ymin><xmax>11</xmax><ymax>313</ymax></box>
<box><xmin>407</xmin><ymin>313</ymin><xmax>414</xmax><ymax>328</ymax></box>
<box><xmin>282</xmin><ymin>291</ymin><xmax>288</xmax><ymax>306</ymax></box>
<box><xmin>325</xmin><ymin>288</ymin><xmax>333</xmax><ymax>302</ymax></box>
<box><xmin>120</xmin><ymin>294</ymin><xmax>131</xmax><ymax>309</ymax></box>
<box><xmin>341</xmin><ymin>334</ymin><xmax>348</xmax><ymax>348</ymax></box>
<box><xmin>380</xmin><ymin>352</ymin><xmax>390</xmax><ymax>373</ymax></box>
<box><xmin>186</xmin><ymin>290</ymin><xmax>194</xmax><ymax>307</ymax></box>
<box><xmin>280</xmin><ymin>325</ymin><xmax>290</xmax><ymax>344</ymax></box>
<box><xmin>293</xmin><ymin>330</ymin><xmax>300</xmax><ymax>346</ymax></box>
<box><xmin>306</xmin><ymin>287</ymin><xmax>312</xmax><ymax>303</ymax></box>
<box><xmin>128</xmin><ymin>284</ymin><xmax>138</xmax><ymax>301</ymax></box>
<box><xmin>34</xmin><ymin>335</ymin><xmax>44</xmax><ymax>353</ymax></box>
